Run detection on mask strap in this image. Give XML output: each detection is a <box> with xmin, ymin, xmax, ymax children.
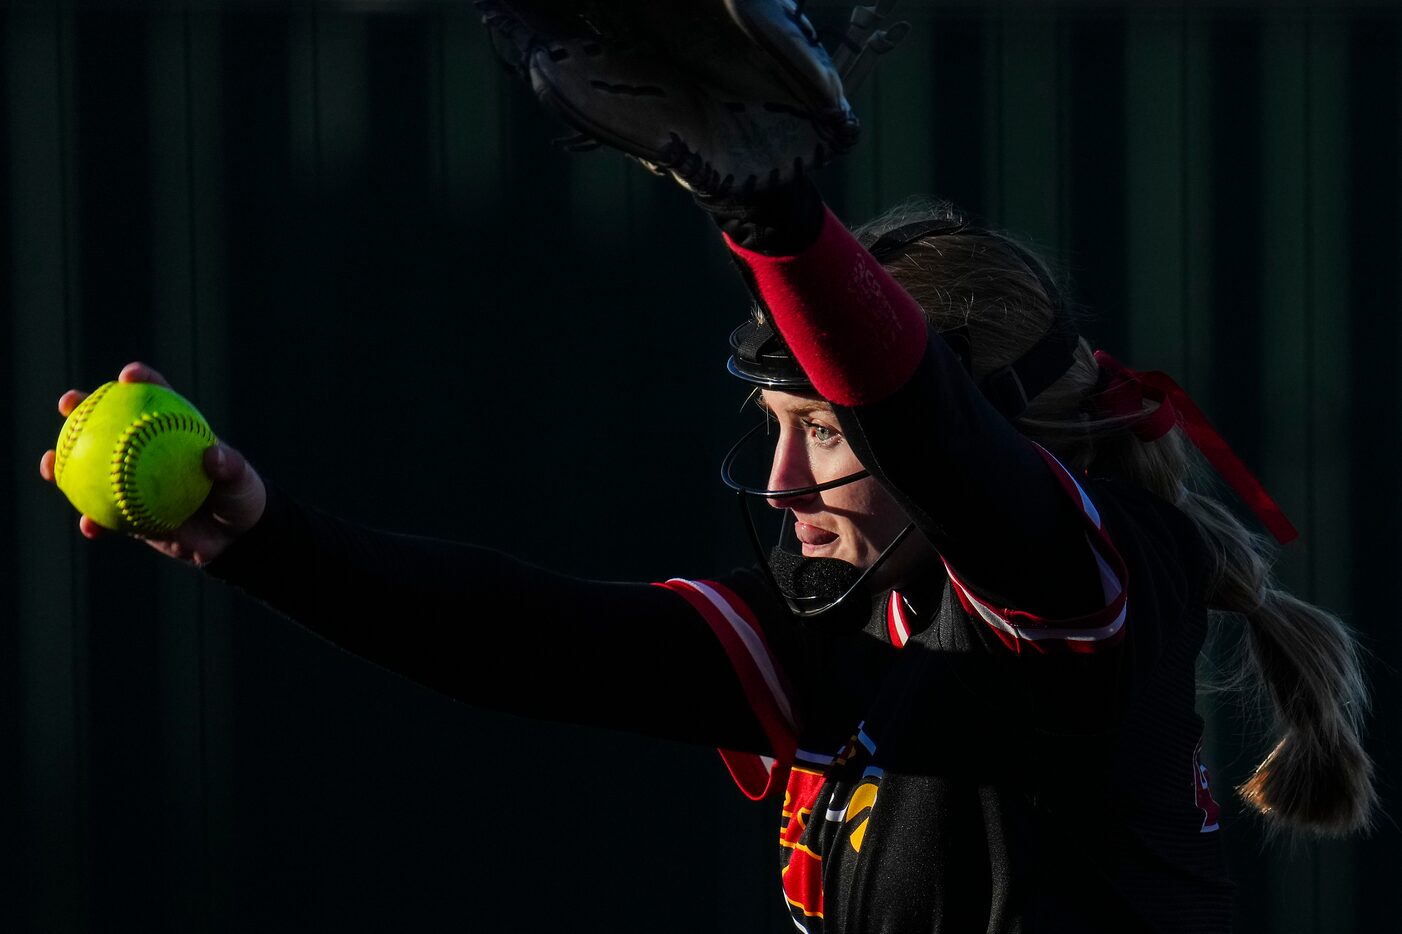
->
<box><xmin>980</xmin><ymin>320</ymin><xmax>1079</xmax><ymax>419</ymax></box>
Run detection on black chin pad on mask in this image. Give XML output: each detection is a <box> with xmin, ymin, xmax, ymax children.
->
<box><xmin>767</xmin><ymin>548</ymin><xmax>870</xmax><ymax>627</ymax></box>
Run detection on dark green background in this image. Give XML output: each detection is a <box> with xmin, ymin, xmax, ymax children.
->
<box><xmin>5</xmin><ymin>1</ymin><xmax>1400</xmax><ymax>931</ymax></box>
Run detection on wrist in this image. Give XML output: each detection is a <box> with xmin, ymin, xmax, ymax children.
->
<box><xmin>694</xmin><ymin>171</ymin><xmax>825</xmax><ymax>256</ymax></box>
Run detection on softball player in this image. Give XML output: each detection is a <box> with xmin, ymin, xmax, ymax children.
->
<box><xmin>39</xmin><ymin>2</ymin><xmax>1374</xmax><ymax>930</ymax></box>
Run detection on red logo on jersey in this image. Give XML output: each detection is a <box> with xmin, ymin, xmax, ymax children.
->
<box><xmin>781</xmin><ymin>766</ymin><xmax>827</xmax><ymax>922</ymax></box>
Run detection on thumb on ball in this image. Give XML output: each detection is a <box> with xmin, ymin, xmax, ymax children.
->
<box><xmin>206</xmin><ymin>443</ymin><xmax>237</xmax><ymax>481</ymax></box>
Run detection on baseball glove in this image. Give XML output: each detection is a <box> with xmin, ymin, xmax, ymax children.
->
<box><xmin>478</xmin><ymin>0</ymin><xmax>861</xmax><ymax>201</ymax></box>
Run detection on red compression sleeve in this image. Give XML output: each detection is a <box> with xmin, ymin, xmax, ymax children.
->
<box><xmin>725</xmin><ymin>206</ymin><xmax>929</xmax><ymax>406</ymax></box>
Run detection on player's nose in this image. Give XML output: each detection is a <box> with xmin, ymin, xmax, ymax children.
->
<box><xmin>765</xmin><ymin>434</ymin><xmax>818</xmax><ymax>510</ymax></box>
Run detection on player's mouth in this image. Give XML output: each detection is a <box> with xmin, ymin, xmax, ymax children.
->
<box><xmin>794</xmin><ymin>520</ymin><xmax>839</xmax><ymax>554</ymax></box>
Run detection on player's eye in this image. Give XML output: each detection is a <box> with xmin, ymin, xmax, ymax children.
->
<box><xmin>804</xmin><ymin>420</ymin><xmax>840</xmax><ymax>446</ymax></box>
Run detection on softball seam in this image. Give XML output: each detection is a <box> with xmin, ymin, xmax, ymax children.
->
<box><xmin>54</xmin><ymin>381</ymin><xmax>114</xmax><ymax>485</ymax></box>
<box><xmin>111</xmin><ymin>411</ymin><xmax>217</xmax><ymax>533</ymax></box>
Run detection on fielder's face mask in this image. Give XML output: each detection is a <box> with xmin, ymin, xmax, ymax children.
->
<box><xmin>720</xmin><ymin>213</ymin><xmax>1081</xmax><ymax>619</ymax></box>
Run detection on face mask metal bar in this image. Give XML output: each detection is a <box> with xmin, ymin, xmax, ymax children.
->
<box><xmin>719</xmin><ymin>418</ymin><xmax>917</xmax><ymax>618</ymax></box>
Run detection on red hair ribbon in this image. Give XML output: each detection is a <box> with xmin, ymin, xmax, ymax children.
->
<box><xmin>1092</xmin><ymin>350</ymin><xmax>1299</xmax><ymax>545</ymax></box>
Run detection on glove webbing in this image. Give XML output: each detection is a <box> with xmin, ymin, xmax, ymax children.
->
<box><xmin>832</xmin><ymin>1</ymin><xmax>910</xmax><ymax>93</ymax></box>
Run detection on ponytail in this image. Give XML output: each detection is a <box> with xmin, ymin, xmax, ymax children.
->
<box><xmin>1184</xmin><ymin>489</ymin><xmax>1376</xmax><ymax>835</ymax></box>
<box><xmin>1086</xmin><ymin>419</ymin><xmax>1375</xmax><ymax>836</ymax></box>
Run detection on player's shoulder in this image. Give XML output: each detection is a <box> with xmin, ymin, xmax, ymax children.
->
<box><xmin>1082</xmin><ymin>473</ymin><xmax>1211</xmax><ymax>597</ymax></box>
<box><xmin>1081</xmin><ymin>472</ymin><xmax>1198</xmax><ymax>539</ymax></box>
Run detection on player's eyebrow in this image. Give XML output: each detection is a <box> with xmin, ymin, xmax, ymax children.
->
<box><xmin>752</xmin><ymin>394</ymin><xmax>832</xmax><ymax>419</ymax></box>
<box><xmin>789</xmin><ymin>401</ymin><xmax>832</xmax><ymax>418</ymax></box>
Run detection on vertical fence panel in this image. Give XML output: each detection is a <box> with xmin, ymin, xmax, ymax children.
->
<box><xmin>838</xmin><ymin>51</ymin><xmax>881</xmax><ymax>220</ymax></box>
<box><xmin>183</xmin><ymin>8</ymin><xmax>236</xmax><ymax>922</ymax></box>
<box><xmin>294</xmin><ymin>7</ymin><xmax>368</xmax><ymax>194</ymax></box>
<box><xmin>147</xmin><ymin>12</ymin><xmax>208</xmax><ymax>928</ymax></box>
<box><xmin>1064</xmin><ymin>10</ymin><xmax>1125</xmax><ymax>354</ymax></box>
<box><xmin>1125</xmin><ymin>9</ymin><xmax>1188</xmax><ymax>371</ymax></box>
<box><xmin>440</xmin><ymin>2</ymin><xmax>505</xmax><ymax>215</ymax></box>
<box><xmin>1347</xmin><ymin>20</ymin><xmax>1402</xmax><ymax>934</ymax></box>
<box><xmin>70</xmin><ymin>9</ymin><xmax>173</xmax><ymax>926</ymax></box>
<box><xmin>930</xmin><ymin>10</ymin><xmax>988</xmax><ymax>216</ymax></box>
<box><xmin>1304</xmin><ymin>20</ymin><xmax>1359</xmax><ymax>934</ymax></box>
<box><xmin>1259</xmin><ymin>8</ymin><xmax>1314</xmax><ymax>631</ymax></box>
<box><xmin>1260</xmin><ymin>13</ymin><xmax>1317</xmax><ymax>934</ymax></box>
<box><xmin>994</xmin><ymin>4</ymin><xmax>1062</xmax><ymax>251</ymax></box>
<box><xmin>870</xmin><ymin>8</ymin><xmax>936</xmax><ymax>211</ymax></box>
<box><xmin>146</xmin><ymin>6</ymin><xmax>234</xmax><ymax>929</ymax></box>
<box><xmin>0</xmin><ymin>11</ymin><xmax>13</xmax><ymax>924</ymax></box>
<box><xmin>6</xmin><ymin>7</ymin><xmax>88</xmax><ymax>932</ymax></box>
<box><xmin>1181</xmin><ymin>11</ymin><xmax>1216</xmax><ymax>402</ymax></box>
<box><xmin>1305</xmin><ymin>5</ymin><xmax>1354</xmax><ymax>714</ymax></box>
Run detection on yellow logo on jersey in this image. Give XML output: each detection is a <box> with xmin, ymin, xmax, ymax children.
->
<box><xmin>844</xmin><ymin>781</ymin><xmax>879</xmax><ymax>853</ymax></box>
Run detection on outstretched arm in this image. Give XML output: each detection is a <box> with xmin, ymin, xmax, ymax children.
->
<box><xmin>39</xmin><ymin>366</ymin><xmax>782</xmax><ymax>755</ymax></box>
<box><xmin>200</xmin><ymin>479</ymin><xmax>781</xmax><ymax>752</ymax></box>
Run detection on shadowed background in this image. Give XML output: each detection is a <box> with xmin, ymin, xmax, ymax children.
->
<box><xmin>4</xmin><ymin>0</ymin><xmax>1401</xmax><ymax>931</ymax></box>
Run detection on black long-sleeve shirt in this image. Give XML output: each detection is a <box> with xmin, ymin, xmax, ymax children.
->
<box><xmin>204</xmin><ymin>204</ymin><xmax>1232</xmax><ymax>933</ymax></box>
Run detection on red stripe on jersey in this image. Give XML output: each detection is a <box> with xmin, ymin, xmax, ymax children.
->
<box><xmin>655</xmin><ymin>579</ymin><xmax>798</xmax><ymax>798</ymax></box>
<box><xmin>724</xmin><ymin>207</ymin><xmax>929</xmax><ymax>406</ymax></box>
<box><xmin>945</xmin><ymin>556</ymin><xmax>1128</xmax><ymax>655</ymax></box>
<box><xmin>885</xmin><ymin>591</ymin><xmax>912</xmax><ymax>648</ymax></box>
<box><xmin>718</xmin><ymin>750</ymin><xmax>789</xmax><ymax>802</ymax></box>
<box><xmin>943</xmin><ymin>445</ymin><xmax>1130</xmax><ymax>654</ymax></box>
<box><xmin>703</xmin><ymin>578</ymin><xmax>767</xmax><ymax>635</ymax></box>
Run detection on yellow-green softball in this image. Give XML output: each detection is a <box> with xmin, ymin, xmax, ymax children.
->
<box><xmin>53</xmin><ymin>380</ymin><xmax>218</xmax><ymax>534</ymax></box>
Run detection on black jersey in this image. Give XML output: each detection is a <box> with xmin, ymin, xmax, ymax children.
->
<box><xmin>658</xmin><ymin>463</ymin><xmax>1230</xmax><ymax>934</ymax></box>
<box><xmin>204</xmin><ymin>439</ymin><xmax>1232</xmax><ymax>933</ymax></box>
<box><xmin>203</xmin><ymin>196</ymin><xmax>1234</xmax><ymax>931</ymax></box>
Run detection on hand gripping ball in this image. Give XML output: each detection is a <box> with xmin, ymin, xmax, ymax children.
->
<box><xmin>53</xmin><ymin>381</ymin><xmax>218</xmax><ymax>534</ymax></box>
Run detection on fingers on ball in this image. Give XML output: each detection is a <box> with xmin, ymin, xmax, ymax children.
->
<box><xmin>58</xmin><ymin>389</ymin><xmax>87</xmax><ymax>417</ymax></box>
<box><xmin>119</xmin><ymin>361</ymin><xmax>172</xmax><ymax>389</ymax></box>
<box><xmin>39</xmin><ymin>449</ymin><xmax>55</xmax><ymax>482</ymax></box>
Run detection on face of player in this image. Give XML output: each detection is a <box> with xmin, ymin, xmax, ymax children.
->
<box><xmin>761</xmin><ymin>389</ymin><xmax>931</xmax><ymax>583</ymax></box>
